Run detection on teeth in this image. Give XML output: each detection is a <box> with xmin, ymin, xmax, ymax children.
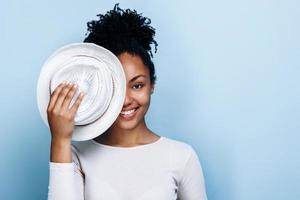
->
<box><xmin>121</xmin><ymin>109</ymin><xmax>136</xmax><ymax>115</ymax></box>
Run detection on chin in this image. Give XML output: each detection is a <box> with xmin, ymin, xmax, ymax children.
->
<box><xmin>115</xmin><ymin>118</ymin><xmax>139</xmax><ymax>130</ymax></box>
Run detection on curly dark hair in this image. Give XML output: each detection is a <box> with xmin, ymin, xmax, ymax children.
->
<box><xmin>84</xmin><ymin>3</ymin><xmax>158</xmax><ymax>84</ymax></box>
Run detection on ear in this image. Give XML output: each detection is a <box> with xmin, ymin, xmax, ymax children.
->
<box><xmin>150</xmin><ymin>84</ymin><xmax>155</xmax><ymax>94</ymax></box>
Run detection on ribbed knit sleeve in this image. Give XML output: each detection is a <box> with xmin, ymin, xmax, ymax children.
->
<box><xmin>177</xmin><ymin>147</ymin><xmax>208</xmax><ymax>200</ymax></box>
<box><xmin>47</xmin><ymin>146</ymin><xmax>84</xmax><ymax>200</ymax></box>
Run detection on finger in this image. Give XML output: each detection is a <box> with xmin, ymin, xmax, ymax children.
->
<box><xmin>70</xmin><ymin>92</ymin><xmax>85</xmax><ymax>115</ymax></box>
<box><xmin>61</xmin><ymin>83</ymin><xmax>78</xmax><ymax>110</ymax></box>
<box><xmin>52</xmin><ymin>82</ymin><xmax>74</xmax><ymax>111</ymax></box>
<box><xmin>48</xmin><ymin>81</ymin><xmax>67</xmax><ymax>110</ymax></box>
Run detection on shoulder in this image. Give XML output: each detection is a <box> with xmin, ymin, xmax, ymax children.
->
<box><xmin>161</xmin><ymin>137</ymin><xmax>203</xmax><ymax>182</ymax></box>
<box><xmin>162</xmin><ymin>136</ymin><xmax>198</xmax><ymax>166</ymax></box>
<box><xmin>162</xmin><ymin>136</ymin><xmax>195</xmax><ymax>156</ymax></box>
<box><xmin>71</xmin><ymin>140</ymin><xmax>96</xmax><ymax>159</ymax></box>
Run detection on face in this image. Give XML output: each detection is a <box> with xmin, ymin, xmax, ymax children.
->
<box><xmin>111</xmin><ymin>52</ymin><xmax>154</xmax><ymax>130</ymax></box>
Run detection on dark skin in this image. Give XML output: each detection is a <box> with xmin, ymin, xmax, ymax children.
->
<box><xmin>94</xmin><ymin>52</ymin><xmax>160</xmax><ymax>147</ymax></box>
<box><xmin>47</xmin><ymin>81</ymin><xmax>84</xmax><ymax>163</ymax></box>
<box><xmin>47</xmin><ymin>52</ymin><xmax>159</xmax><ymax>163</ymax></box>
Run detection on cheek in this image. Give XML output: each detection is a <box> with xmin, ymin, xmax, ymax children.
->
<box><xmin>135</xmin><ymin>91</ymin><xmax>151</xmax><ymax>106</ymax></box>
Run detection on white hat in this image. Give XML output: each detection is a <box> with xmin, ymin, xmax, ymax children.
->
<box><xmin>36</xmin><ymin>43</ymin><xmax>126</xmax><ymax>141</ymax></box>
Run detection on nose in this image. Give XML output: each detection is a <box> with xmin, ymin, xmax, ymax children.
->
<box><xmin>123</xmin><ymin>88</ymin><xmax>133</xmax><ymax>107</ymax></box>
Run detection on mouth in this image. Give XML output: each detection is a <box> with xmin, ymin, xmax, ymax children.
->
<box><xmin>119</xmin><ymin>107</ymin><xmax>139</xmax><ymax>120</ymax></box>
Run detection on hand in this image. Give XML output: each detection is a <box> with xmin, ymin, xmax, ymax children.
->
<box><xmin>47</xmin><ymin>81</ymin><xmax>84</xmax><ymax>141</ymax></box>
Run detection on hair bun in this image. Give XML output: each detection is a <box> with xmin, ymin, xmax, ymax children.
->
<box><xmin>85</xmin><ymin>3</ymin><xmax>158</xmax><ymax>57</ymax></box>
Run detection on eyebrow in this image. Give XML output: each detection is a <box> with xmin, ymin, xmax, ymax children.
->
<box><xmin>129</xmin><ymin>75</ymin><xmax>146</xmax><ymax>82</ymax></box>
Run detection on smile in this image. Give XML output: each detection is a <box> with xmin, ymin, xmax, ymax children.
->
<box><xmin>120</xmin><ymin>108</ymin><xmax>139</xmax><ymax>119</ymax></box>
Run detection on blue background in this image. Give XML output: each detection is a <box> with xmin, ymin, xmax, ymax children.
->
<box><xmin>1</xmin><ymin>0</ymin><xmax>299</xmax><ymax>199</ymax></box>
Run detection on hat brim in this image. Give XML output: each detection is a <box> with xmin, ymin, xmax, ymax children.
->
<box><xmin>36</xmin><ymin>43</ymin><xmax>126</xmax><ymax>141</ymax></box>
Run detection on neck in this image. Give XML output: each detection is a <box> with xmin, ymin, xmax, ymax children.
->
<box><xmin>95</xmin><ymin>118</ymin><xmax>156</xmax><ymax>147</ymax></box>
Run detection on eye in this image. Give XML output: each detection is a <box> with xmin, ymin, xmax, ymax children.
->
<box><xmin>132</xmin><ymin>83</ymin><xmax>144</xmax><ymax>90</ymax></box>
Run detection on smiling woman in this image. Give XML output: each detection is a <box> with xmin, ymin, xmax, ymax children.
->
<box><xmin>47</xmin><ymin>3</ymin><xmax>207</xmax><ymax>200</ymax></box>
<box><xmin>111</xmin><ymin>53</ymin><xmax>154</xmax><ymax>131</ymax></box>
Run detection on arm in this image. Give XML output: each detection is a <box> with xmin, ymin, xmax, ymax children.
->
<box><xmin>46</xmin><ymin>82</ymin><xmax>85</xmax><ymax>199</ymax></box>
<box><xmin>177</xmin><ymin>147</ymin><xmax>208</xmax><ymax>200</ymax></box>
<box><xmin>48</xmin><ymin>144</ymin><xmax>84</xmax><ymax>200</ymax></box>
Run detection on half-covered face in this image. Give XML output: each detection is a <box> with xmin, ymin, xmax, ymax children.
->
<box><xmin>111</xmin><ymin>52</ymin><xmax>154</xmax><ymax>130</ymax></box>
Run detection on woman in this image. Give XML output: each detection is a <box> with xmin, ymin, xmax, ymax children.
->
<box><xmin>47</xmin><ymin>4</ymin><xmax>207</xmax><ymax>200</ymax></box>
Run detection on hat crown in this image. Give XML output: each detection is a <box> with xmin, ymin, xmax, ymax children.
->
<box><xmin>50</xmin><ymin>56</ymin><xmax>114</xmax><ymax>125</ymax></box>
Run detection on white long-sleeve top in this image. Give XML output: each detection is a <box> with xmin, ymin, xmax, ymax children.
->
<box><xmin>48</xmin><ymin>136</ymin><xmax>207</xmax><ymax>200</ymax></box>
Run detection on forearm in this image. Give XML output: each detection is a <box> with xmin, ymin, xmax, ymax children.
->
<box><xmin>50</xmin><ymin>138</ymin><xmax>72</xmax><ymax>163</ymax></box>
<box><xmin>48</xmin><ymin>142</ymin><xmax>84</xmax><ymax>200</ymax></box>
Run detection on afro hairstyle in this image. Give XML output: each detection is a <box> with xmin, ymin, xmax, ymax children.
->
<box><xmin>84</xmin><ymin>3</ymin><xmax>158</xmax><ymax>84</ymax></box>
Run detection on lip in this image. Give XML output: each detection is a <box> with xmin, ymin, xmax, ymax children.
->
<box><xmin>121</xmin><ymin>107</ymin><xmax>138</xmax><ymax>112</ymax></box>
<box><xmin>119</xmin><ymin>107</ymin><xmax>139</xmax><ymax>120</ymax></box>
